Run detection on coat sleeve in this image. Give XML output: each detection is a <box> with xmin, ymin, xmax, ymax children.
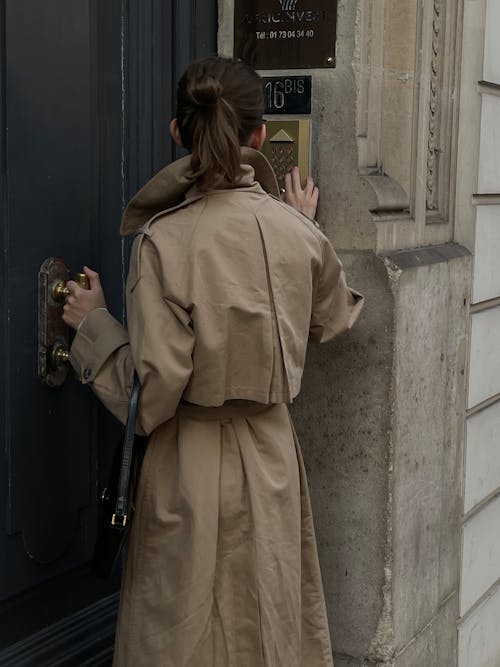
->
<box><xmin>69</xmin><ymin>234</ymin><xmax>195</xmax><ymax>435</ymax></box>
<box><xmin>309</xmin><ymin>236</ymin><xmax>364</xmax><ymax>343</ymax></box>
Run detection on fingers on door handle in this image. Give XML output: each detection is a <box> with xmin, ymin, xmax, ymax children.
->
<box><xmin>52</xmin><ymin>273</ymin><xmax>90</xmax><ymax>303</ymax></box>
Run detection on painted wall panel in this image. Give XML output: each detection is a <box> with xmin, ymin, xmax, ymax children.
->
<box><xmin>468</xmin><ymin>306</ymin><xmax>500</xmax><ymax>408</ymax></box>
<box><xmin>459</xmin><ymin>584</ymin><xmax>500</xmax><ymax>667</ymax></box>
<box><xmin>460</xmin><ymin>2</ymin><xmax>500</xmax><ymax>665</ymax></box>
<box><xmin>484</xmin><ymin>0</ymin><xmax>500</xmax><ymax>84</ymax></box>
<box><xmin>473</xmin><ymin>205</ymin><xmax>500</xmax><ymax>303</ymax></box>
<box><xmin>465</xmin><ymin>402</ymin><xmax>500</xmax><ymax>512</ymax></box>
<box><xmin>461</xmin><ymin>495</ymin><xmax>500</xmax><ymax>614</ymax></box>
<box><xmin>477</xmin><ymin>95</ymin><xmax>500</xmax><ymax>194</ymax></box>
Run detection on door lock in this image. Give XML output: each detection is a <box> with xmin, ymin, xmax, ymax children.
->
<box><xmin>38</xmin><ymin>259</ymin><xmax>89</xmax><ymax>387</ymax></box>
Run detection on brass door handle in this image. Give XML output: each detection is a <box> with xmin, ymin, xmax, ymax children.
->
<box><xmin>51</xmin><ymin>273</ymin><xmax>90</xmax><ymax>303</ymax></box>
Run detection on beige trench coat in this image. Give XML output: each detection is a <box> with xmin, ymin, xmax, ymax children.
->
<box><xmin>70</xmin><ymin>148</ymin><xmax>363</xmax><ymax>666</ymax></box>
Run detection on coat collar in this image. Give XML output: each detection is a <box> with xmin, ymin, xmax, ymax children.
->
<box><xmin>120</xmin><ymin>147</ymin><xmax>280</xmax><ymax>236</ymax></box>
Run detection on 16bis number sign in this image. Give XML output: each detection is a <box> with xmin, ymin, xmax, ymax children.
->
<box><xmin>263</xmin><ymin>76</ymin><xmax>312</xmax><ymax>115</ymax></box>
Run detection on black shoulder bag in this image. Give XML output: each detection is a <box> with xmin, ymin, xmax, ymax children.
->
<box><xmin>92</xmin><ymin>373</ymin><xmax>147</xmax><ymax>578</ymax></box>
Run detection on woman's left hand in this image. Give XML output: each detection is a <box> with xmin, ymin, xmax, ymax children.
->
<box><xmin>283</xmin><ymin>166</ymin><xmax>319</xmax><ymax>220</ymax></box>
<box><xmin>62</xmin><ymin>266</ymin><xmax>107</xmax><ymax>331</ymax></box>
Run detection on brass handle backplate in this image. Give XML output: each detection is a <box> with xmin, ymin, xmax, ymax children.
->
<box><xmin>38</xmin><ymin>260</ymin><xmax>89</xmax><ymax>387</ymax></box>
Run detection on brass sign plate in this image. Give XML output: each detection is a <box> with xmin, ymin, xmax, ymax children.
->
<box><xmin>234</xmin><ymin>0</ymin><xmax>337</xmax><ymax>70</ymax></box>
<box><xmin>261</xmin><ymin>119</ymin><xmax>311</xmax><ymax>189</ymax></box>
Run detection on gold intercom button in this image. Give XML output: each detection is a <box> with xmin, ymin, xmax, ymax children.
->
<box><xmin>261</xmin><ymin>119</ymin><xmax>311</xmax><ymax>189</ymax></box>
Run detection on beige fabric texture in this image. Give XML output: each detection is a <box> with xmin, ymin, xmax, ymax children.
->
<box><xmin>70</xmin><ymin>148</ymin><xmax>363</xmax><ymax>666</ymax></box>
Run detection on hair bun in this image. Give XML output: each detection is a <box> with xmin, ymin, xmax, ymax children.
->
<box><xmin>189</xmin><ymin>76</ymin><xmax>223</xmax><ymax>108</ymax></box>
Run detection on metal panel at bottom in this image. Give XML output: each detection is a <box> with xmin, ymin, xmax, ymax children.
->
<box><xmin>0</xmin><ymin>593</ymin><xmax>119</xmax><ymax>666</ymax></box>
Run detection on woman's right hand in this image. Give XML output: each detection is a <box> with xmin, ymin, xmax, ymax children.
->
<box><xmin>283</xmin><ymin>166</ymin><xmax>319</xmax><ymax>220</ymax></box>
<box><xmin>62</xmin><ymin>266</ymin><xmax>107</xmax><ymax>331</ymax></box>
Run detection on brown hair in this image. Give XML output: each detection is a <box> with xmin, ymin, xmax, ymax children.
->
<box><xmin>176</xmin><ymin>57</ymin><xmax>264</xmax><ymax>191</ymax></box>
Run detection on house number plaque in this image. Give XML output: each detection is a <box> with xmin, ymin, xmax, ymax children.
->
<box><xmin>234</xmin><ymin>0</ymin><xmax>337</xmax><ymax>70</ymax></box>
<box><xmin>263</xmin><ymin>76</ymin><xmax>312</xmax><ymax>114</ymax></box>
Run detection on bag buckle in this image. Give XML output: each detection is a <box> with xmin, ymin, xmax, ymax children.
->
<box><xmin>111</xmin><ymin>513</ymin><xmax>127</xmax><ymax>527</ymax></box>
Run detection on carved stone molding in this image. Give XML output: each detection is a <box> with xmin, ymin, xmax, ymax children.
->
<box><xmin>426</xmin><ymin>0</ymin><xmax>443</xmax><ymax>212</ymax></box>
<box><xmin>356</xmin><ymin>0</ymin><xmax>463</xmax><ymax>251</ymax></box>
<box><xmin>424</xmin><ymin>0</ymin><xmax>460</xmax><ymax>225</ymax></box>
<box><xmin>363</xmin><ymin>173</ymin><xmax>410</xmax><ymax>214</ymax></box>
<box><xmin>356</xmin><ymin>0</ymin><xmax>417</xmax><ymax>215</ymax></box>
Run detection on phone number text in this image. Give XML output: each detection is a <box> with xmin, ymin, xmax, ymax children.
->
<box><xmin>256</xmin><ymin>29</ymin><xmax>315</xmax><ymax>40</ymax></box>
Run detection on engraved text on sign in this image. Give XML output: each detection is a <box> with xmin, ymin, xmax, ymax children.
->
<box><xmin>234</xmin><ymin>0</ymin><xmax>337</xmax><ymax>69</ymax></box>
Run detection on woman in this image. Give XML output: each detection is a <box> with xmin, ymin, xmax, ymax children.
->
<box><xmin>63</xmin><ymin>57</ymin><xmax>363</xmax><ymax>667</ymax></box>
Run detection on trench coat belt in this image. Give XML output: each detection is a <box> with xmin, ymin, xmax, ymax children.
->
<box><xmin>177</xmin><ymin>400</ymin><xmax>274</xmax><ymax>422</ymax></box>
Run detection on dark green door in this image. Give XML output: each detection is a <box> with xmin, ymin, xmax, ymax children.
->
<box><xmin>0</xmin><ymin>1</ymin><xmax>216</xmax><ymax>662</ymax></box>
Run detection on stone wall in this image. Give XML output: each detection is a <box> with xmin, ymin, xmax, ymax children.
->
<box><xmin>293</xmin><ymin>246</ymin><xmax>470</xmax><ymax>666</ymax></box>
<box><xmin>219</xmin><ymin>1</ymin><xmax>470</xmax><ymax>664</ymax></box>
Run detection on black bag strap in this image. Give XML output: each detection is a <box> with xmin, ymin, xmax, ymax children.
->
<box><xmin>112</xmin><ymin>372</ymin><xmax>141</xmax><ymax>527</ymax></box>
